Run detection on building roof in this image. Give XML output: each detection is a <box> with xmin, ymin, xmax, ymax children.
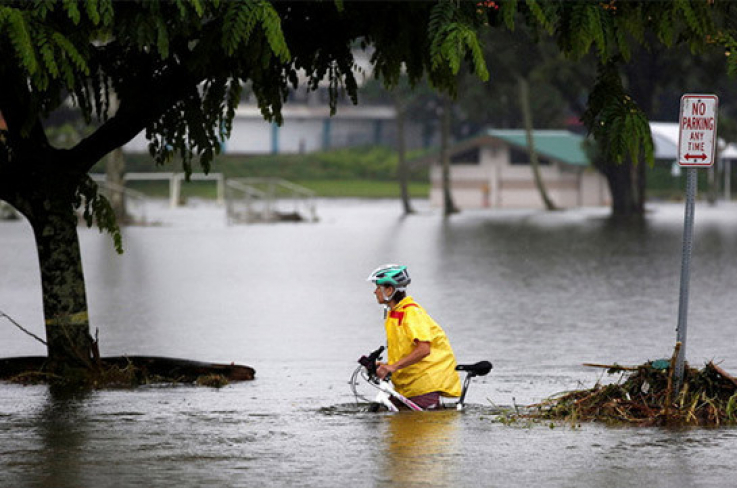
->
<box><xmin>486</xmin><ymin>129</ymin><xmax>589</xmax><ymax>166</ymax></box>
<box><xmin>649</xmin><ymin>121</ymin><xmax>737</xmax><ymax>161</ymax></box>
<box><xmin>649</xmin><ymin>122</ymin><xmax>679</xmax><ymax>160</ymax></box>
<box><xmin>407</xmin><ymin>128</ymin><xmax>591</xmax><ymax>168</ymax></box>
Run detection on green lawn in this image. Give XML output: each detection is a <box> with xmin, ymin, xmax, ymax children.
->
<box><xmin>295</xmin><ymin>180</ymin><xmax>429</xmax><ymax>198</ymax></box>
<box><xmin>126</xmin><ymin>179</ymin><xmax>430</xmax><ymax>199</ymax></box>
<box><xmin>127</xmin><ymin>180</ymin><xmax>220</xmax><ymax>199</ymax></box>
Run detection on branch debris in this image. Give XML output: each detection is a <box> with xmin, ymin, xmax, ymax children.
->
<box><xmin>527</xmin><ymin>359</ymin><xmax>737</xmax><ymax>427</ymax></box>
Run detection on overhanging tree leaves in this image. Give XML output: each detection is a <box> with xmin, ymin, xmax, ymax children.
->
<box><xmin>466</xmin><ymin>0</ymin><xmax>737</xmax><ymax>216</ymax></box>
<box><xmin>0</xmin><ymin>0</ymin><xmax>489</xmax><ymax>376</ymax></box>
<box><xmin>531</xmin><ymin>0</ymin><xmax>737</xmax><ymax>216</ymax></box>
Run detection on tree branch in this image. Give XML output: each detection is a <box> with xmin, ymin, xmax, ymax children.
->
<box><xmin>0</xmin><ymin>69</ymin><xmax>51</xmax><ymax>161</ymax></box>
<box><xmin>67</xmin><ymin>62</ymin><xmax>202</xmax><ymax>173</ymax></box>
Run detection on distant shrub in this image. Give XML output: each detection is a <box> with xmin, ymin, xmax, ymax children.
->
<box><xmin>112</xmin><ymin>146</ymin><xmax>429</xmax><ymax>182</ymax></box>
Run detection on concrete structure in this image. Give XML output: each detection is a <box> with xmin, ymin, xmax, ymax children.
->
<box><xmin>651</xmin><ymin>121</ymin><xmax>737</xmax><ymax>199</ymax></box>
<box><xmin>426</xmin><ymin>129</ymin><xmax>610</xmax><ymax>209</ymax></box>
<box><xmin>124</xmin><ymin>49</ymin><xmax>434</xmax><ymax>156</ymax></box>
<box><xmin>122</xmin><ymin>100</ymin><xmax>430</xmax><ymax>155</ymax></box>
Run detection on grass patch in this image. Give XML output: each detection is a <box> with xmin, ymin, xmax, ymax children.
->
<box><xmin>93</xmin><ymin>146</ymin><xmax>432</xmax><ymax>200</ymax></box>
<box><xmin>126</xmin><ymin>178</ymin><xmax>429</xmax><ymax>199</ymax></box>
<box><xmin>127</xmin><ymin>180</ymin><xmax>221</xmax><ymax>199</ymax></box>
<box><xmin>294</xmin><ymin>179</ymin><xmax>429</xmax><ymax>198</ymax></box>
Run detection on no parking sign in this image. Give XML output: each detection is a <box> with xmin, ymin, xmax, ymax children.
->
<box><xmin>678</xmin><ymin>94</ymin><xmax>718</xmax><ymax>167</ymax></box>
<box><xmin>674</xmin><ymin>94</ymin><xmax>719</xmax><ymax>394</ymax></box>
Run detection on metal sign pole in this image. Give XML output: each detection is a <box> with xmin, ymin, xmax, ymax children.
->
<box><xmin>673</xmin><ymin>94</ymin><xmax>718</xmax><ymax>395</ymax></box>
<box><xmin>674</xmin><ymin>168</ymin><xmax>697</xmax><ymax>393</ymax></box>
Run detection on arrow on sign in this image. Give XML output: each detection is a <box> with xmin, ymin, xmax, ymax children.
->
<box><xmin>684</xmin><ymin>153</ymin><xmax>708</xmax><ymax>161</ymax></box>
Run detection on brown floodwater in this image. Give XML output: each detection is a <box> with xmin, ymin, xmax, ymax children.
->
<box><xmin>2</xmin><ymin>199</ymin><xmax>737</xmax><ymax>487</ymax></box>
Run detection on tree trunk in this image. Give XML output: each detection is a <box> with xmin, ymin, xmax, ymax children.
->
<box><xmin>25</xmin><ymin>193</ymin><xmax>94</xmax><ymax>372</ymax></box>
<box><xmin>106</xmin><ymin>93</ymin><xmax>128</xmax><ymax>221</ymax></box>
<box><xmin>635</xmin><ymin>157</ymin><xmax>646</xmax><ymax>214</ymax></box>
<box><xmin>624</xmin><ymin>50</ymin><xmax>656</xmax><ymax>216</ymax></box>
<box><xmin>595</xmin><ymin>159</ymin><xmax>640</xmax><ymax>217</ymax></box>
<box><xmin>518</xmin><ymin>77</ymin><xmax>557</xmax><ymax>211</ymax></box>
<box><xmin>707</xmin><ymin>165</ymin><xmax>717</xmax><ymax>205</ymax></box>
<box><xmin>106</xmin><ymin>147</ymin><xmax>127</xmax><ymax>222</ymax></box>
<box><xmin>441</xmin><ymin>95</ymin><xmax>458</xmax><ymax>216</ymax></box>
<box><xmin>394</xmin><ymin>96</ymin><xmax>414</xmax><ymax>215</ymax></box>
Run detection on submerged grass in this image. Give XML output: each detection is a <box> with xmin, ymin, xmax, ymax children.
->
<box><xmin>526</xmin><ymin>359</ymin><xmax>737</xmax><ymax>427</ymax></box>
<box><xmin>6</xmin><ymin>359</ymin><xmax>230</xmax><ymax>390</ymax></box>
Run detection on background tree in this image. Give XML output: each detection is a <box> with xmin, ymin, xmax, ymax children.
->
<box><xmin>457</xmin><ymin>16</ymin><xmax>591</xmax><ymax>211</ymax></box>
<box><xmin>440</xmin><ymin>93</ymin><xmax>459</xmax><ymax>216</ymax></box>
<box><xmin>359</xmin><ymin>76</ymin><xmax>432</xmax><ymax>215</ymax></box>
<box><xmin>483</xmin><ymin>21</ymin><xmax>562</xmax><ymax>210</ymax></box>
<box><xmin>476</xmin><ymin>0</ymin><xmax>737</xmax><ymax>217</ymax></box>
<box><xmin>0</xmin><ymin>0</ymin><xmax>489</xmax><ymax>376</ymax></box>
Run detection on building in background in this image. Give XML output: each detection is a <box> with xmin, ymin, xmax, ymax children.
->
<box><xmin>122</xmin><ymin>93</ymin><xmax>433</xmax><ymax>155</ymax></box>
<box><xmin>124</xmin><ymin>49</ymin><xmax>434</xmax><ymax>156</ymax></box>
<box><xmin>651</xmin><ymin>121</ymin><xmax>737</xmax><ymax>200</ymax></box>
<box><xmin>423</xmin><ymin>129</ymin><xmax>610</xmax><ymax>209</ymax></box>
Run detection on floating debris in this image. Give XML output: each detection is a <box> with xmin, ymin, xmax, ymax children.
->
<box><xmin>195</xmin><ymin>373</ymin><xmax>229</xmax><ymax>388</ymax></box>
<box><xmin>527</xmin><ymin>358</ymin><xmax>737</xmax><ymax>427</ymax></box>
<box><xmin>1</xmin><ymin>355</ymin><xmax>252</xmax><ymax>389</ymax></box>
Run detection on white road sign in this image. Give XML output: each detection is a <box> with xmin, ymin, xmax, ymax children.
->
<box><xmin>678</xmin><ymin>94</ymin><xmax>719</xmax><ymax>167</ymax></box>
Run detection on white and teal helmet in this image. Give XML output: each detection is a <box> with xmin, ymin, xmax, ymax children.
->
<box><xmin>367</xmin><ymin>264</ymin><xmax>411</xmax><ymax>292</ymax></box>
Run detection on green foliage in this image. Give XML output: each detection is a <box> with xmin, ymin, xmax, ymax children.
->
<box><xmin>222</xmin><ymin>0</ymin><xmax>287</xmax><ymax>59</ymax></box>
<box><xmin>123</xmin><ymin>146</ymin><xmax>428</xmax><ymax>183</ymax></box>
<box><xmin>427</xmin><ymin>1</ymin><xmax>490</xmax><ymax>94</ymax></box>
<box><xmin>500</xmin><ymin>0</ymin><xmax>517</xmax><ymax>31</ymax></box>
<box><xmin>523</xmin><ymin>0</ymin><xmax>554</xmax><ymax>35</ymax></box>
<box><xmin>517</xmin><ymin>0</ymin><xmax>731</xmax><ymax>170</ymax></box>
<box><xmin>715</xmin><ymin>32</ymin><xmax>737</xmax><ymax>77</ymax></box>
<box><xmin>74</xmin><ymin>176</ymin><xmax>123</xmax><ymax>254</ymax></box>
<box><xmin>220</xmin><ymin>146</ymin><xmax>427</xmax><ymax>182</ymax></box>
<box><xmin>582</xmin><ymin>61</ymin><xmax>653</xmax><ymax>166</ymax></box>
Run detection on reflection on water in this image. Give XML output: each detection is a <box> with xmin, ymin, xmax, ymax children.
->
<box><xmin>381</xmin><ymin>411</ymin><xmax>460</xmax><ymax>487</ymax></box>
<box><xmin>3</xmin><ymin>199</ymin><xmax>737</xmax><ymax>487</ymax></box>
<box><xmin>35</xmin><ymin>391</ymin><xmax>89</xmax><ymax>488</ymax></box>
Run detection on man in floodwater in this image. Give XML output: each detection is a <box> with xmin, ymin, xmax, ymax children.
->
<box><xmin>367</xmin><ymin>264</ymin><xmax>462</xmax><ymax>409</ymax></box>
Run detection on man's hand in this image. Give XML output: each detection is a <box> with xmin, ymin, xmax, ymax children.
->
<box><xmin>376</xmin><ymin>362</ymin><xmax>396</xmax><ymax>380</ymax></box>
<box><xmin>376</xmin><ymin>341</ymin><xmax>431</xmax><ymax>380</ymax></box>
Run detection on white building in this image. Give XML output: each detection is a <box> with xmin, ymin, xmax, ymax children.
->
<box><xmin>124</xmin><ymin>49</ymin><xmax>434</xmax><ymax>155</ymax></box>
<box><xmin>426</xmin><ymin>129</ymin><xmax>610</xmax><ymax>209</ymax></box>
<box><xmin>122</xmin><ymin>99</ymin><xmax>430</xmax><ymax>155</ymax></box>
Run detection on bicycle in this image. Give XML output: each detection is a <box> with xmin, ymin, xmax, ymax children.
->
<box><xmin>349</xmin><ymin>346</ymin><xmax>492</xmax><ymax>412</ymax></box>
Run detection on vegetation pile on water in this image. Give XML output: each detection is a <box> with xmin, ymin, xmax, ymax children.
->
<box><xmin>529</xmin><ymin>358</ymin><xmax>737</xmax><ymax>427</ymax></box>
<box><xmin>6</xmin><ymin>361</ymin><xmax>230</xmax><ymax>390</ymax></box>
<box><xmin>0</xmin><ymin>355</ymin><xmax>255</xmax><ymax>390</ymax></box>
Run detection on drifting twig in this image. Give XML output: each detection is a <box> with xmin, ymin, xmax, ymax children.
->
<box><xmin>0</xmin><ymin>308</ymin><xmax>47</xmax><ymax>345</ymax></box>
<box><xmin>583</xmin><ymin>363</ymin><xmax>638</xmax><ymax>371</ymax></box>
<box><xmin>709</xmin><ymin>361</ymin><xmax>737</xmax><ymax>388</ymax></box>
<box><xmin>664</xmin><ymin>342</ymin><xmax>682</xmax><ymax>410</ymax></box>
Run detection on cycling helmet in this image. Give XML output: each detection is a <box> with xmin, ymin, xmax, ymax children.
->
<box><xmin>367</xmin><ymin>264</ymin><xmax>411</xmax><ymax>290</ymax></box>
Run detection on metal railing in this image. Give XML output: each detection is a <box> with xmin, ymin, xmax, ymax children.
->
<box><xmin>91</xmin><ymin>179</ymin><xmax>148</xmax><ymax>224</ymax></box>
<box><xmin>0</xmin><ymin>201</ymin><xmax>19</xmax><ymax>220</ymax></box>
<box><xmin>225</xmin><ymin>177</ymin><xmax>317</xmax><ymax>224</ymax></box>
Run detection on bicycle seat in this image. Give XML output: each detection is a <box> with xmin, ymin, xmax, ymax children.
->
<box><xmin>456</xmin><ymin>361</ymin><xmax>492</xmax><ymax>377</ymax></box>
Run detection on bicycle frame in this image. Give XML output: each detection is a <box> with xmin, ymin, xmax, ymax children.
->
<box><xmin>352</xmin><ymin>346</ymin><xmax>492</xmax><ymax>412</ymax></box>
<box><xmin>370</xmin><ymin>378</ymin><xmax>423</xmax><ymax>412</ymax></box>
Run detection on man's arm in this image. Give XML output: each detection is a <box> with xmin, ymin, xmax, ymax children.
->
<box><xmin>376</xmin><ymin>340</ymin><xmax>431</xmax><ymax>379</ymax></box>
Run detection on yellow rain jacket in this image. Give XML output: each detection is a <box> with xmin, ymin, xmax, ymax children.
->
<box><xmin>384</xmin><ymin>296</ymin><xmax>462</xmax><ymax>398</ymax></box>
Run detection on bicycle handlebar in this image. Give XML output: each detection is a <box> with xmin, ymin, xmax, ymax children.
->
<box><xmin>358</xmin><ymin>346</ymin><xmax>385</xmax><ymax>376</ymax></box>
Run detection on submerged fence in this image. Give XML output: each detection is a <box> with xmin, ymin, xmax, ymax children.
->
<box><xmin>87</xmin><ymin>173</ymin><xmax>317</xmax><ymax>224</ymax></box>
<box><xmin>225</xmin><ymin>177</ymin><xmax>317</xmax><ymax>224</ymax></box>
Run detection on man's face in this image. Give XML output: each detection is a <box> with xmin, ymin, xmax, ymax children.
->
<box><xmin>373</xmin><ymin>285</ymin><xmax>394</xmax><ymax>304</ymax></box>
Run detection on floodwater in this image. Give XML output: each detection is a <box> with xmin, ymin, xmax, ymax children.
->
<box><xmin>2</xmin><ymin>198</ymin><xmax>737</xmax><ymax>487</ymax></box>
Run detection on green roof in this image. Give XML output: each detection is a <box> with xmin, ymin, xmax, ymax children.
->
<box><xmin>487</xmin><ymin>129</ymin><xmax>589</xmax><ymax>167</ymax></box>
